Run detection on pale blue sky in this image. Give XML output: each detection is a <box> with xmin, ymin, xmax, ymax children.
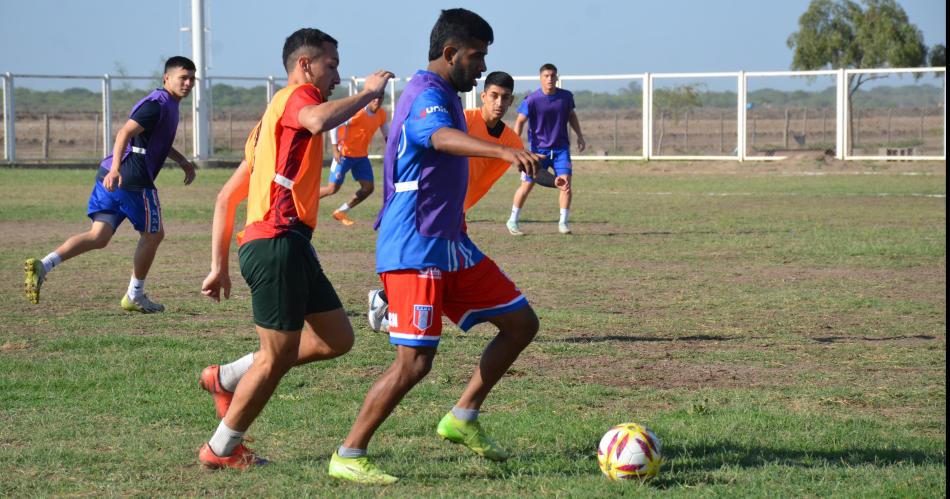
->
<box><xmin>1</xmin><ymin>0</ymin><xmax>945</xmax><ymax>85</ymax></box>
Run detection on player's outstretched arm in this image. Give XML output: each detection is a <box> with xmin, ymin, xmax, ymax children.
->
<box><xmin>167</xmin><ymin>146</ymin><xmax>197</xmax><ymax>185</ymax></box>
<box><xmin>513</xmin><ymin>113</ymin><xmax>528</xmax><ymax>138</ymax></box>
<box><xmin>297</xmin><ymin>70</ymin><xmax>395</xmax><ymax>135</ymax></box>
<box><xmin>202</xmin><ymin>160</ymin><xmax>250</xmax><ymax>302</ymax></box>
<box><xmin>430</xmin><ymin>127</ymin><xmax>544</xmax><ymax>178</ymax></box>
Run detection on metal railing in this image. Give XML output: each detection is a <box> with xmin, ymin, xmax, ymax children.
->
<box><xmin>2</xmin><ymin>67</ymin><xmax>945</xmax><ymax>163</ymax></box>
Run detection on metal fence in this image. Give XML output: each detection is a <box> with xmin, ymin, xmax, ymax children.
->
<box><xmin>2</xmin><ymin>67</ymin><xmax>945</xmax><ymax>163</ymax></box>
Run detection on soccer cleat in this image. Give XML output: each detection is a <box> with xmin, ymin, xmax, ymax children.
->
<box><xmin>24</xmin><ymin>258</ymin><xmax>46</xmax><ymax>304</ymax></box>
<box><xmin>436</xmin><ymin>412</ymin><xmax>511</xmax><ymax>462</ymax></box>
<box><xmin>121</xmin><ymin>294</ymin><xmax>165</xmax><ymax>313</ymax></box>
<box><xmin>328</xmin><ymin>451</ymin><xmax>399</xmax><ymax>485</ymax></box>
<box><xmin>367</xmin><ymin>289</ymin><xmax>389</xmax><ymax>333</ymax></box>
<box><xmin>332</xmin><ymin>210</ymin><xmax>356</xmax><ymax>226</ymax></box>
<box><xmin>506</xmin><ymin>220</ymin><xmax>524</xmax><ymax>236</ymax></box>
<box><xmin>558</xmin><ymin>223</ymin><xmax>572</xmax><ymax>235</ymax></box>
<box><xmin>199</xmin><ymin>365</ymin><xmax>234</xmax><ymax>419</ymax></box>
<box><xmin>198</xmin><ymin>442</ymin><xmax>268</xmax><ymax>470</ymax></box>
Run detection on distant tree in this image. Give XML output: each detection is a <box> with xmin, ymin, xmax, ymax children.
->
<box><xmin>929</xmin><ymin>44</ymin><xmax>946</xmax><ymax>67</ymax></box>
<box><xmin>787</xmin><ymin>0</ymin><xmax>928</xmax><ymax>151</ymax></box>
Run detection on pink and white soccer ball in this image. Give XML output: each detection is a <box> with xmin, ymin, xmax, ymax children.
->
<box><xmin>597</xmin><ymin>422</ymin><xmax>663</xmax><ymax>480</ymax></box>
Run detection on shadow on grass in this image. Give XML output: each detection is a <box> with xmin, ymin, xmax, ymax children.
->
<box><xmin>812</xmin><ymin>334</ymin><xmax>937</xmax><ymax>343</ymax></box>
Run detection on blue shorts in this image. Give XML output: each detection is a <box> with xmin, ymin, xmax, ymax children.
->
<box><xmin>328</xmin><ymin>156</ymin><xmax>374</xmax><ymax>185</ymax></box>
<box><xmin>87</xmin><ymin>181</ymin><xmax>163</xmax><ymax>233</ymax></box>
<box><xmin>521</xmin><ymin>147</ymin><xmax>572</xmax><ymax>182</ymax></box>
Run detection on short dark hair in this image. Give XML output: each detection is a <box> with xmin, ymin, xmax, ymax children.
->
<box><xmin>539</xmin><ymin>63</ymin><xmax>558</xmax><ymax>74</ymax></box>
<box><xmin>164</xmin><ymin>56</ymin><xmax>196</xmax><ymax>73</ymax></box>
<box><xmin>282</xmin><ymin>28</ymin><xmax>338</xmax><ymax>73</ymax></box>
<box><xmin>428</xmin><ymin>8</ymin><xmax>494</xmax><ymax>61</ymax></box>
<box><xmin>483</xmin><ymin>71</ymin><xmax>514</xmax><ymax>92</ymax></box>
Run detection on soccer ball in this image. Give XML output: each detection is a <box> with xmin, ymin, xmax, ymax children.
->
<box><xmin>597</xmin><ymin>423</ymin><xmax>662</xmax><ymax>480</ymax></box>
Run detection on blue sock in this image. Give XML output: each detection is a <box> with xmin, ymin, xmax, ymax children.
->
<box><xmin>338</xmin><ymin>446</ymin><xmax>367</xmax><ymax>458</ymax></box>
<box><xmin>451</xmin><ymin>406</ymin><xmax>479</xmax><ymax>422</ymax></box>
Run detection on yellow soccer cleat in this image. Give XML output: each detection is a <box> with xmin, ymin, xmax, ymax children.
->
<box><xmin>121</xmin><ymin>294</ymin><xmax>165</xmax><ymax>313</ymax></box>
<box><xmin>24</xmin><ymin>258</ymin><xmax>46</xmax><ymax>305</ymax></box>
<box><xmin>436</xmin><ymin>412</ymin><xmax>510</xmax><ymax>462</ymax></box>
<box><xmin>328</xmin><ymin>452</ymin><xmax>399</xmax><ymax>485</ymax></box>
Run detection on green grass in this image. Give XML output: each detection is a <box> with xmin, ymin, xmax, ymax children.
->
<box><xmin>0</xmin><ymin>162</ymin><xmax>945</xmax><ymax>497</ymax></box>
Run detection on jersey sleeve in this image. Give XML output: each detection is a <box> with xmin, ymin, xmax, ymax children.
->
<box><xmin>281</xmin><ymin>85</ymin><xmax>324</xmax><ymax>130</ymax></box>
<box><xmin>567</xmin><ymin>90</ymin><xmax>576</xmax><ymax>111</ymax></box>
<box><xmin>516</xmin><ymin>98</ymin><xmax>529</xmax><ymax>117</ymax></box>
<box><xmin>130</xmin><ymin>100</ymin><xmax>161</xmax><ymax>131</ymax></box>
<box><xmin>405</xmin><ymin>88</ymin><xmax>455</xmax><ymax>148</ymax></box>
<box><xmin>243</xmin><ymin>120</ymin><xmax>262</xmax><ymax>172</ymax></box>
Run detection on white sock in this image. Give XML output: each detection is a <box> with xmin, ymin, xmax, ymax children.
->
<box><xmin>509</xmin><ymin>206</ymin><xmax>521</xmax><ymax>223</ymax></box>
<box><xmin>41</xmin><ymin>252</ymin><xmax>61</xmax><ymax>273</ymax></box>
<box><xmin>127</xmin><ymin>277</ymin><xmax>145</xmax><ymax>300</ymax></box>
<box><xmin>451</xmin><ymin>406</ymin><xmax>479</xmax><ymax>422</ymax></box>
<box><xmin>559</xmin><ymin>208</ymin><xmax>570</xmax><ymax>225</ymax></box>
<box><xmin>219</xmin><ymin>353</ymin><xmax>254</xmax><ymax>392</ymax></box>
<box><xmin>209</xmin><ymin>420</ymin><xmax>245</xmax><ymax>457</ymax></box>
<box><xmin>338</xmin><ymin>202</ymin><xmax>350</xmax><ymax>212</ymax></box>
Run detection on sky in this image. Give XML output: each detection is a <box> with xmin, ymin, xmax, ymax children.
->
<box><xmin>0</xmin><ymin>0</ymin><xmax>946</xmax><ymax>91</ymax></box>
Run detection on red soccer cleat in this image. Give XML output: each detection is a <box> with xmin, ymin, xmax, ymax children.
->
<box><xmin>198</xmin><ymin>442</ymin><xmax>268</xmax><ymax>470</ymax></box>
<box><xmin>199</xmin><ymin>365</ymin><xmax>234</xmax><ymax>419</ymax></box>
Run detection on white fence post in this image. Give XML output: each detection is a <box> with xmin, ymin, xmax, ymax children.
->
<box><xmin>836</xmin><ymin>68</ymin><xmax>847</xmax><ymax>160</ymax></box>
<box><xmin>643</xmin><ymin>72</ymin><xmax>651</xmax><ymax>160</ymax></box>
<box><xmin>737</xmin><ymin>70</ymin><xmax>746</xmax><ymax>162</ymax></box>
<box><xmin>2</xmin><ymin>72</ymin><xmax>14</xmax><ymax>163</ymax></box>
<box><xmin>266</xmin><ymin>76</ymin><xmax>275</xmax><ymax>103</ymax></box>
<box><xmin>102</xmin><ymin>74</ymin><xmax>112</xmax><ymax>157</ymax></box>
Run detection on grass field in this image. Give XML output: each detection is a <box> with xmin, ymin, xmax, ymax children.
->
<box><xmin>0</xmin><ymin>159</ymin><xmax>945</xmax><ymax>497</ymax></box>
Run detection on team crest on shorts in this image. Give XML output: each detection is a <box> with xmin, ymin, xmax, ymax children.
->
<box><xmin>412</xmin><ymin>305</ymin><xmax>434</xmax><ymax>331</ymax></box>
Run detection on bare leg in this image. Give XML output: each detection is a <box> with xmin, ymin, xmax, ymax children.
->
<box><xmin>558</xmin><ymin>174</ymin><xmax>572</xmax><ymax>210</ymax></box>
<box><xmin>53</xmin><ymin>221</ymin><xmax>114</xmax><ymax>262</ymax></box>
<box><xmin>222</xmin><ymin>326</ymin><xmax>301</xmax><ymax>432</ymax></box>
<box><xmin>344</xmin><ymin>180</ymin><xmax>374</xmax><ymax>210</ymax></box>
<box><xmin>455</xmin><ymin>306</ymin><xmax>539</xmax><ymax>410</ymax></box>
<box><xmin>295</xmin><ymin>308</ymin><xmax>355</xmax><ymax>364</ymax></box>
<box><xmin>132</xmin><ymin>229</ymin><xmax>164</xmax><ymax>280</ymax></box>
<box><xmin>319</xmin><ymin>182</ymin><xmax>342</xmax><ymax>198</ymax></box>
<box><xmin>341</xmin><ymin>345</ymin><xmax>436</xmax><ymax>450</ymax></box>
<box><xmin>512</xmin><ymin>180</ymin><xmax>535</xmax><ymax>209</ymax></box>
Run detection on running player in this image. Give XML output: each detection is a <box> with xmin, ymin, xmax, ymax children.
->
<box><xmin>507</xmin><ymin>63</ymin><xmax>587</xmax><ymax>235</ymax></box>
<box><xmin>23</xmin><ymin>56</ymin><xmax>198</xmax><ymax>312</ymax></box>
<box><xmin>328</xmin><ymin>9</ymin><xmax>544</xmax><ymax>485</ymax></box>
<box><xmin>367</xmin><ymin>71</ymin><xmax>559</xmax><ymax>333</ymax></box>
<box><xmin>320</xmin><ymin>96</ymin><xmax>390</xmax><ymax>226</ymax></box>
<box><xmin>195</xmin><ymin>28</ymin><xmax>393</xmax><ymax>469</ymax></box>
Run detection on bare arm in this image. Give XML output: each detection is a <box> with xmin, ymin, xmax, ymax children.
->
<box><xmin>430</xmin><ymin>127</ymin><xmax>543</xmax><ymax>177</ymax></box>
<box><xmin>297</xmin><ymin>70</ymin><xmax>394</xmax><ymax>135</ymax></box>
<box><xmin>166</xmin><ymin>146</ymin><xmax>197</xmax><ymax>185</ymax></box>
<box><xmin>102</xmin><ymin>119</ymin><xmax>144</xmax><ymax>191</ymax></box>
<box><xmin>201</xmin><ymin>160</ymin><xmax>250</xmax><ymax>301</ymax></box>
<box><xmin>569</xmin><ymin>110</ymin><xmax>586</xmax><ymax>152</ymax></box>
<box><xmin>513</xmin><ymin>113</ymin><xmax>528</xmax><ymax>137</ymax></box>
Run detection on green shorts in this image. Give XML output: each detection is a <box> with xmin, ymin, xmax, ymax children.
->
<box><xmin>238</xmin><ymin>233</ymin><xmax>343</xmax><ymax>331</ymax></box>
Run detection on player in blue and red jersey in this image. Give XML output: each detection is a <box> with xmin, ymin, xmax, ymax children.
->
<box><xmin>328</xmin><ymin>9</ymin><xmax>545</xmax><ymax>485</ymax></box>
<box><xmin>24</xmin><ymin>56</ymin><xmax>198</xmax><ymax>312</ymax></box>
<box><xmin>507</xmin><ymin>63</ymin><xmax>587</xmax><ymax>235</ymax></box>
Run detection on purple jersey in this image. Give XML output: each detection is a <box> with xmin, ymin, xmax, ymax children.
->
<box><xmin>517</xmin><ymin>88</ymin><xmax>575</xmax><ymax>150</ymax></box>
<box><xmin>98</xmin><ymin>88</ymin><xmax>180</xmax><ymax>191</ymax></box>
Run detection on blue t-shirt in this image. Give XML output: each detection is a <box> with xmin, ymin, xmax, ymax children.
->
<box><xmin>517</xmin><ymin>88</ymin><xmax>575</xmax><ymax>150</ymax></box>
<box><xmin>375</xmin><ymin>87</ymin><xmax>484</xmax><ymax>273</ymax></box>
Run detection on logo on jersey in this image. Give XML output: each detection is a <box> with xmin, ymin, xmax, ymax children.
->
<box><xmin>418</xmin><ymin>268</ymin><xmax>442</xmax><ymax>280</ymax></box>
<box><xmin>420</xmin><ymin>105</ymin><xmax>448</xmax><ymax>118</ymax></box>
<box><xmin>412</xmin><ymin>305</ymin><xmax>434</xmax><ymax>331</ymax></box>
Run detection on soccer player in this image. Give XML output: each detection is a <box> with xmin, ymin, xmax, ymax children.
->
<box><xmin>507</xmin><ymin>63</ymin><xmax>587</xmax><ymax>235</ymax></box>
<box><xmin>23</xmin><ymin>57</ymin><xmax>198</xmax><ymax>312</ymax></box>
<box><xmin>195</xmin><ymin>28</ymin><xmax>393</xmax><ymax>469</ymax></box>
<box><xmin>319</xmin><ymin>96</ymin><xmax>390</xmax><ymax>226</ymax></box>
<box><xmin>328</xmin><ymin>9</ymin><xmax>544</xmax><ymax>485</ymax></box>
<box><xmin>367</xmin><ymin>71</ymin><xmax>558</xmax><ymax>333</ymax></box>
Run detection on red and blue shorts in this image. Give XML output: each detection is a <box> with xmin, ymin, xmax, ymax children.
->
<box><xmin>381</xmin><ymin>257</ymin><xmax>528</xmax><ymax>348</ymax></box>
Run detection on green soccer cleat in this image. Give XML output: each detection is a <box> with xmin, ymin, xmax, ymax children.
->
<box><xmin>436</xmin><ymin>412</ymin><xmax>511</xmax><ymax>462</ymax></box>
<box><xmin>121</xmin><ymin>294</ymin><xmax>165</xmax><ymax>313</ymax></box>
<box><xmin>328</xmin><ymin>452</ymin><xmax>399</xmax><ymax>485</ymax></box>
<box><xmin>24</xmin><ymin>258</ymin><xmax>46</xmax><ymax>305</ymax></box>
